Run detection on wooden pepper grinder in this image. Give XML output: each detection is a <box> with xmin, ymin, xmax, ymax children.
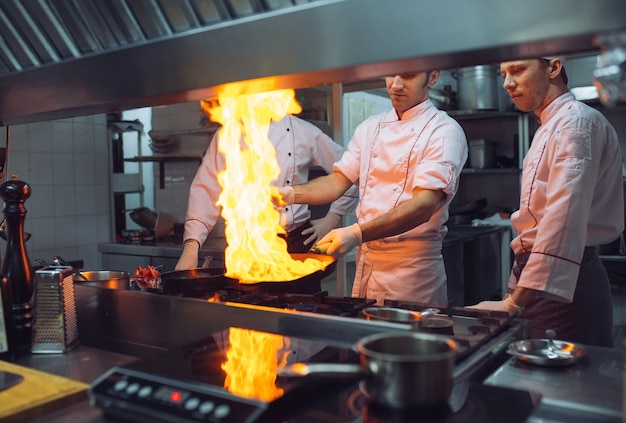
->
<box><xmin>0</xmin><ymin>175</ymin><xmax>33</xmax><ymax>356</ymax></box>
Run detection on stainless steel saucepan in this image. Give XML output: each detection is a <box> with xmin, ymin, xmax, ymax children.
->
<box><xmin>278</xmin><ymin>331</ymin><xmax>457</xmax><ymax>408</ymax></box>
<box><xmin>361</xmin><ymin>307</ymin><xmax>440</xmax><ymax>325</ymax></box>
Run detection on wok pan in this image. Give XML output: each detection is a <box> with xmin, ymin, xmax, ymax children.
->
<box><xmin>226</xmin><ymin>253</ymin><xmax>336</xmax><ymax>294</ymax></box>
<box><xmin>159</xmin><ymin>267</ymin><xmax>231</xmax><ymax>296</ymax></box>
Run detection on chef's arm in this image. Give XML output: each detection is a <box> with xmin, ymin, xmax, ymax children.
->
<box><xmin>292</xmin><ymin>171</ymin><xmax>354</xmax><ymax>205</ymax></box>
<box><xmin>360</xmin><ymin>188</ymin><xmax>442</xmax><ymax>242</ymax></box>
<box><xmin>312</xmin><ymin>187</ymin><xmax>442</xmax><ymax>257</ymax></box>
<box><xmin>508</xmin><ymin>286</ymin><xmax>537</xmax><ymax>309</ymax></box>
<box><xmin>468</xmin><ymin>285</ymin><xmax>541</xmax><ymax>313</ymax></box>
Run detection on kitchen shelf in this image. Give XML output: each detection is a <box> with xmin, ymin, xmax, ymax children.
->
<box><xmin>125</xmin><ymin>155</ymin><xmax>202</xmax><ymax>189</ymax></box>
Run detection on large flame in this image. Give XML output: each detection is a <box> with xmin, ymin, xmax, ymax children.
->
<box><xmin>201</xmin><ymin>89</ymin><xmax>328</xmax><ymax>283</ymax></box>
<box><xmin>221</xmin><ymin>327</ymin><xmax>290</xmax><ymax>401</ymax></box>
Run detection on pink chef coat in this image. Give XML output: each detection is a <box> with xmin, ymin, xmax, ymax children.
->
<box><xmin>509</xmin><ymin>92</ymin><xmax>624</xmax><ymax>302</ymax></box>
<box><xmin>184</xmin><ymin>115</ymin><xmax>358</xmax><ymax>245</ymax></box>
<box><xmin>334</xmin><ymin>99</ymin><xmax>468</xmax><ymax>304</ymax></box>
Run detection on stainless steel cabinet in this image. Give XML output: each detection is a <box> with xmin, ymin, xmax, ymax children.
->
<box><xmin>443</xmin><ymin>226</ymin><xmax>507</xmax><ymax>306</ymax></box>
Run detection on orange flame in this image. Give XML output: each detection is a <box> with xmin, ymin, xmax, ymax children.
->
<box><xmin>201</xmin><ymin>89</ymin><xmax>327</xmax><ymax>283</ymax></box>
<box><xmin>221</xmin><ymin>327</ymin><xmax>290</xmax><ymax>401</ymax></box>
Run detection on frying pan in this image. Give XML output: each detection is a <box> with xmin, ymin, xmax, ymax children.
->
<box><xmin>159</xmin><ymin>267</ymin><xmax>231</xmax><ymax>296</ymax></box>
<box><xmin>226</xmin><ymin>253</ymin><xmax>337</xmax><ymax>294</ymax></box>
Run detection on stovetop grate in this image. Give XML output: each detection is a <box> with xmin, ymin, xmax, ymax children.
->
<box><xmin>219</xmin><ymin>290</ymin><xmax>377</xmax><ymax>317</ymax></box>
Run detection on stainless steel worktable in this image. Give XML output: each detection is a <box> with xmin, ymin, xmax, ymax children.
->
<box><xmin>484</xmin><ymin>345</ymin><xmax>624</xmax><ymax>422</ymax></box>
<box><xmin>14</xmin><ymin>346</ymin><xmax>138</xmax><ymax>423</ymax></box>
<box><xmin>11</xmin><ymin>343</ymin><xmax>624</xmax><ymax>422</ymax></box>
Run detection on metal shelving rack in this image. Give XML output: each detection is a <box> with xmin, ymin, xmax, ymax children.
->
<box><xmin>107</xmin><ymin>117</ymin><xmax>145</xmax><ymax>241</ymax></box>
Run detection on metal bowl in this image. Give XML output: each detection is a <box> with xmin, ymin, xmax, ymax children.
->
<box><xmin>73</xmin><ymin>271</ymin><xmax>131</xmax><ymax>289</ymax></box>
<box><xmin>507</xmin><ymin>338</ymin><xmax>586</xmax><ymax>367</ymax></box>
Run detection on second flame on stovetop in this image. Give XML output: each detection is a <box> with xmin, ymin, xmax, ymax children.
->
<box><xmin>221</xmin><ymin>327</ymin><xmax>290</xmax><ymax>401</ymax></box>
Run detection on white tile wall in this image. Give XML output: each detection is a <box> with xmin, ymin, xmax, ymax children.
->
<box><xmin>150</xmin><ymin>102</ymin><xmax>212</xmax><ymax>223</ymax></box>
<box><xmin>2</xmin><ymin>114</ymin><xmax>112</xmax><ymax>270</ymax></box>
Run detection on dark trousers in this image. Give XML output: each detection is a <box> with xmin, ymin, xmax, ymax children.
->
<box><xmin>515</xmin><ymin>247</ymin><xmax>613</xmax><ymax>347</ymax></box>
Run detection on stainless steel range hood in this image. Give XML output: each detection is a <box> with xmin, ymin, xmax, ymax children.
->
<box><xmin>1</xmin><ymin>0</ymin><xmax>625</xmax><ymax>126</ymax></box>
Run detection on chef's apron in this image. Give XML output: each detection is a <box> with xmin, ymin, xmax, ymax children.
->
<box><xmin>352</xmin><ymin>238</ymin><xmax>447</xmax><ymax>306</ymax></box>
<box><xmin>512</xmin><ymin>247</ymin><xmax>613</xmax><ymax>347</ymax></box>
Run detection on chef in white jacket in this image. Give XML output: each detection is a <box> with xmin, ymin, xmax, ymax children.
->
<box><xmin>275</xmin><ymin>71</ymin><xmax>468</xmax><ymax>305</ymax></box>
<box><xmin>176</xmin><ymin>114</ymin><xmax>358</xmax><ymax>270</ymax></box>
<box><xmin>470</xmin><ymin>57</ymin><xmax>624</xmax><ymax>347</ymax></box>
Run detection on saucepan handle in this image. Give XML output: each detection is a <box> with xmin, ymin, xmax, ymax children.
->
<box><xmin>278</xmin><ymin>363</ymin><xmax>368</xmax><ymax>380</ymax></box>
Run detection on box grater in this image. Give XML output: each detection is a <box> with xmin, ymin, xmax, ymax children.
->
<box><xmin>32</xmin><ymin>266</ymin><xmax>79</xmax><ymax>353</ymax></box>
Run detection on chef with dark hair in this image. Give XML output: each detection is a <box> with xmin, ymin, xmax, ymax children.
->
<box><xmin>470</xmin><ymin>57</ymin><xmax>624</xmax><ymax>347</ymax></box>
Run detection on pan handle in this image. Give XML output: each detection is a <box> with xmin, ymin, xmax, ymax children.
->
<box><xmin>278</xmin><ymin>363</ymin><xmax>368</xmax><ymax>379</ymax></box>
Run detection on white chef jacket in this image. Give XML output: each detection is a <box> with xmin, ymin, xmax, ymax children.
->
<box><xmin>184</xmin><ymin>115</ymin><xmax>358</xmax><ymax>245</ymax></box>
<box><xmin>334</xmin><ymin>99</ymin><xmax>467</xmax><ymax>304</ymax></box>
<box><xmin>509</xmin><ymin>92</ymin><xmax>624</xmax><ymax>302</ymax></box>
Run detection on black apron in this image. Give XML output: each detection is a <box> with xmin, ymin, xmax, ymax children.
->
<box><xmin>513</xmin><ymin>247</ymin><xmax>613</xmax><ymax>347</ymax></box>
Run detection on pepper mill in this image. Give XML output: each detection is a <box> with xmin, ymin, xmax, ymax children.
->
<box><xmin>0</xmin><ymin>176</ymin><xmax>33</xmax><ymax>356</ymax></box>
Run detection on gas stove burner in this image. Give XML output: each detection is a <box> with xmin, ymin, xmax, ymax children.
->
<box><xmin>421</xmin><ymin>316</ymin><xmax>455</xmax><ymax>335</ymax></box>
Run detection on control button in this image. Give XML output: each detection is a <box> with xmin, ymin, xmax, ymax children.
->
<box><xmin>138</xmin><ymin>386</ymin><xmax>153</xmax><ymax>398</ymax></box>
<box><xmin>214</xmin><ymin>404</ymin><xmax>231</xmax><ymax>418</ymax></box>
<box><xmin>113</xmin><ymin>380</ymin><xmax>128</xmax><ymax>392</ymax></box>
<box><xmin>126</xmin><ymin>383</ymin><xmax>140</xmax><ymax>395</ymax></box>
<box><xmin>198</xmin><ymin>401</ymin><xmax>215</xmax><ymax>415</ymax></box>
<box><xmin>184</xmin><ymin>397</ymin><xmax>200</xmax><ymax>411</ymax></box>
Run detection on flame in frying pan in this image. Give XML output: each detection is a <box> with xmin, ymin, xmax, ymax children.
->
<box><xmin>201</xmin><ymin>88</ymin><xmax>327</xmax><ymax>283</ymax></box>
<box><xmin>221</xmin><ymin>327</ymin><xmax>290</xmax><ymax>401</ymax></box>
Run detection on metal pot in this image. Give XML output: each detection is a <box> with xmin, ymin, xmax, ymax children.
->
<box><xmin>454</xmin><ymin>65</ymin><xmax>500</xmax><ymax>111</ymax></box>
<box><xmin>279</xmin><ymin>331</ymin><xmax>457</xmax><ymax>408</ymax></box>
<box><xmin>361</xmin><ymin>307</ymin><xmax>440</xmax><ymax>329</ymax></box>
<box><xmin>73</xmin><ymin>271</ymin><xmax>130</xmax><ymax>289</ymax></box>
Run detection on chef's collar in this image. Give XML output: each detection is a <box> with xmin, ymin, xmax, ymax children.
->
<box><xmin>538</xmin><ymin>91</ymin><xmax>575</xmax><ymax>125</ymax></box>
<box><xmin>396</xmin><ymin>98</ymin><xmax>433</xmax><ymax>121</ymax></box>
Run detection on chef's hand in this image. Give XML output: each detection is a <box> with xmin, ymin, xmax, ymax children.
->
<box><xmin>271</xmin><ymin>185</ymin><xmax>294</xmax><ymax>209</ymax></box>
<box><xmin>467</xmin><ymin>295</ymin><xmax>523</xmax><ymax>314</ymax></box>
<box><xmin>175</xmin><ymin>240</ymin><xmax>200</xmax><ymax>270</ymax></box>
<box><xmin>301</xmin><ymin>212</ymin><xmax>342</xmax><ymax>247</ymax></box>
<box><xmin>314</xmin><ymin>223</ymin><xmax>362</xmax><ymax>258</ymax></box>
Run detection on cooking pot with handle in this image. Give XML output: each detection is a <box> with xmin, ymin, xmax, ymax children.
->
<box><xmin>279</xmin><ymin>331</ymin><xmax>457</xmax><ymax>408</ymax></box>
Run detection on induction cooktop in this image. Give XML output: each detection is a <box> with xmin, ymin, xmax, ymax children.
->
<box><xmin>88</xmin><ymin>327</ymin><xmax>539</xmax><ymax>423</ymax></box>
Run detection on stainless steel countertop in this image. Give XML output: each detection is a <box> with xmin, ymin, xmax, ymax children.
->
<box><xmin>12</xmin><ymin>342</ymin><xmax>623</xmax><ymax>422</ymax></box>
<box><xmin>14</xmin><ymin>346</ymin><xmax>138</xmax><ymax>423</ymax></box>
<box><xmin>98</xmin><ymin>242</ymin><xmax>224</xmax><ymax>259</ymax></box>
<box><xmin>97</xmin><ymin>226</ymin><xmax>504</xmax><ymax>256</ymax></box>
<box><xmin>484</xmin><ymin>345</ymin><xmax>624</xmax><ymax>422</ymax></box>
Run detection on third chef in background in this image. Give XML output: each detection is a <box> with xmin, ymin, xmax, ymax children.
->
<box><xmin>470</xmin><ymin>57</ymin><xmax>624</xmax><ymax>347</ymax></box>
<box><xmin>275</xmin><ymin>70</ymin><xmax>468</xmax><ymax>305</ymax></box>
<box><xmin>176</xmin><ymin>114</ymin><xmax>358</xmax><ymax>270</ymax></box>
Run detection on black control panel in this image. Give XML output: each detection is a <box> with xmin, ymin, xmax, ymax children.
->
<box><xmin>88</xmin><ymin>367</ymin><xmax>268</xmax><ymax>423</ymax></box>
